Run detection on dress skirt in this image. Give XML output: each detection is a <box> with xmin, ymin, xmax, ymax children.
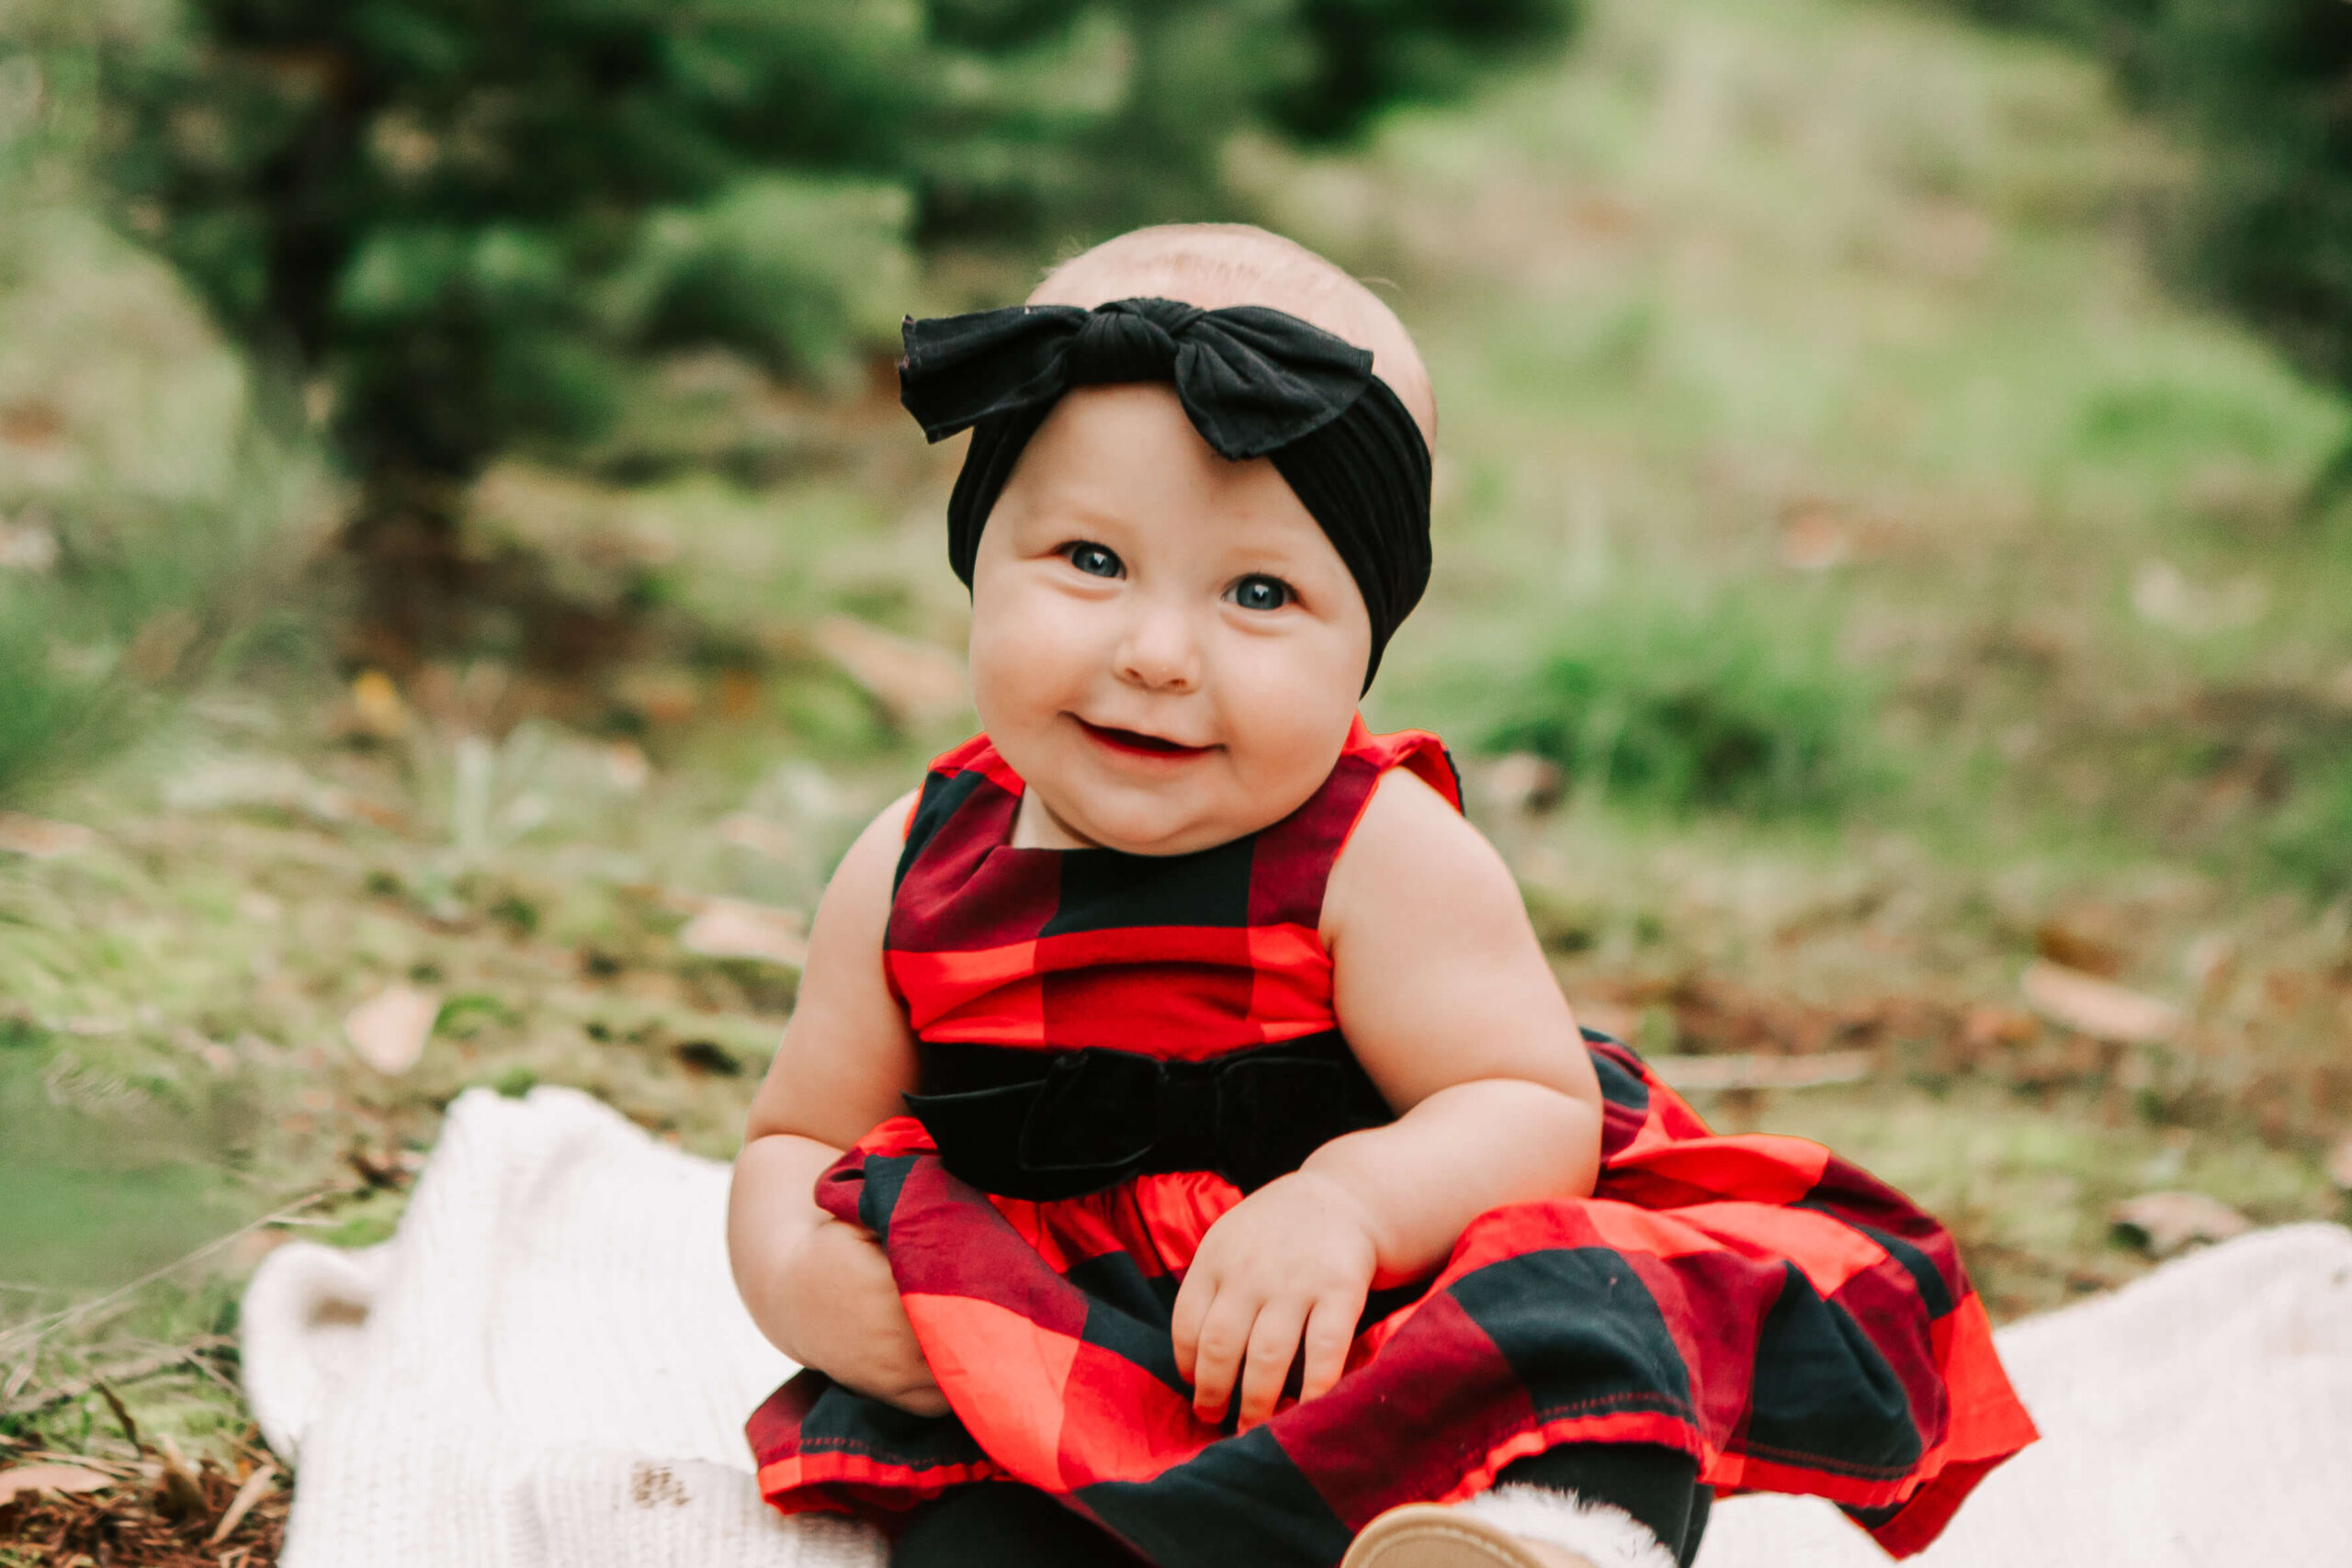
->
<box><xmin>748</xmin><ymin>1035</ymin><xmax>2034</xmax><ymax>1567</ymax></box>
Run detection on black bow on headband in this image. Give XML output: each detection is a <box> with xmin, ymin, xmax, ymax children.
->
<box><xmin>901</xmin><ymin>297</ymin><xmax>1377</xmax><ymax>458</ymax></box>
<box><xmin>898</xmin><ymin>297</ymin><xmax>1433</xmax><ymax>690</ymax></box>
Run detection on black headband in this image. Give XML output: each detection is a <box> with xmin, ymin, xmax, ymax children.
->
<box><xmin>898</xmin><ymin>297</ymin><xmax>1433</xmax><ymax>690</ymax></box>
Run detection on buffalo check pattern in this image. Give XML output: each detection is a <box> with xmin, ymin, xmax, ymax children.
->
<box><xmin>748</xmin><ymin>721</ymin><xmax>2036</xmax><ymax>1567</ymax></box>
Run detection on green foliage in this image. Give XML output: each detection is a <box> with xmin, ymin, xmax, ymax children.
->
<box><xmin>0</xmin><ymin>24</ymin><xmax>329</xmax><ymax>807</ymax></box>
<box><xmin>88</xmin><ymin>0</ymin><xmax>1577</xmax><ymax>484</ymax></box>
<box><xmin>1931</xmin><ymin>0</ymin><xmax>2352</xmax><ymax>427</ymax></box>
<box><xmin>1267</xmin><ymin>0</ymin><xmax>1583</xmax><ymax>141</ymax></box>
<box><xmin>492</xmin><ymin>1064</ymin><xmax>539</xmax><ymax>1099</ymax></box>
<box><xmin>1468</xmin><ymin>590</ymin><xmax>1883</xmax><ymax>818</ymax></box>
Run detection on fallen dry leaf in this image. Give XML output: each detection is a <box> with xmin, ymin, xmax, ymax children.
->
<box><xmin>2020</xmin><ymin>961</ymin><xmax>2180</xmax><ymax>1045</ymax></box>
<box><xmin>2110</xmin><ymin>1190</ymin><xmax>2251</xmax><ymax>1258</ymax></box>
<box><xmin>1775</xmin><ymin>498</ymin><xmax>1850</xmax><ymax>570</ymax></box>
<box><xmin>344</xmin><ymin>984</ymin><xmax>440</xmax><ymax>1076</ymax></box>
<box><xmin>0</xmin><ymin>1462</ymin><xmax>115</xmax><ymax>1505</ymax></box>
<box><xmin>604</xmin><ymin>739</ymin><xmax>651</xmax><ymax>792</ymax></box>
<box><xmin>206</xmin><ymin>1461</ymin><xmax>277</xmax><ymax>1546</ymax></box>
<box><xmin>0</xmin><ymin>398</ymin><xmax>66</xmax><ymax>446</ymax></box>
<box><xmin>1960</xmin><ymin>1004</ymin><xmax>2039</xmax><ymax>1050</ymax></box>
<box><xmin>678</xmin><ymin>897</ymin><xmax>808</xmax><ymax>968</ymax></box>
<box><xmin>672</xmin><ymin>1040</ymin><xmax>744</xmax><ymax>1077</ymax></box>
<box><xmin>0</xmin><ymin>811</ymin><xmax>97</xmax><ymax>858</ymax></box>
<box><xmin>813</xmin><ymin>615</ymin><xmax>967</xmax><ymax>726</ymax></box>
<box><xmin>2033</xmin><ymin>918</ymin><xmax>2126</xmax><ymax>978</ymax></box>
<box><xmin>348</xmin><ymin>669</ymin><xmax>411</xmax><ymax>739</ymax></box>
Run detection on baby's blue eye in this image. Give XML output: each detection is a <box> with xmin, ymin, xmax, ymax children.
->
<box><xmin>1067</xmin><ymin>543</ymin><xmax>1123</xmax><ymax>579</ymax></box>
<box><xmin>1231</xmin><ymin>575</ymin><xmax>1292</xmax><ymax>612</ymax></box>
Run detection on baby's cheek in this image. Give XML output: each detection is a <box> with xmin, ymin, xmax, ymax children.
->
<box><xmin>1217</xmin><ymin>674</ymin><xmax>1358</xmax><ymax>807</ymax></box>
<box><xmin>972</xmin><ymin>591</ymin><xmax>1089</xmax><ymax>716</ymax></box>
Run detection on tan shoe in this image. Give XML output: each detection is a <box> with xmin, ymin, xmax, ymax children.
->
<box><xmin>1341</xmin><ymin>1486</ymin><xmax>1678</xmax><ymax>1568</ymax></box>
<box><xmin>1341</xmin><ymin>1503</ymin><xmax>1596</xmax><ymax>1568</ymax></box>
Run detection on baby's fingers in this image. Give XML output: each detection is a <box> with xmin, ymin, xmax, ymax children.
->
<box><xmin>1170</xmin><ymin>1266</ymin><xmax>1214</xmax><ymax>1386</ymax></box>
<box><xmin>1297</xmin><ymin>1291</ymin><xmax>1361</xmax><ymax>1405</ymax></box>
<box><xmin>1235</xmin><ymin>1300</ymin><xmax>1307</xmax><ymax>1431</ymax></box>
<box><xmin>1188</xmin><ymin>1292</ymin><xmax>1258</xmax><ymax>1425</ymax></box>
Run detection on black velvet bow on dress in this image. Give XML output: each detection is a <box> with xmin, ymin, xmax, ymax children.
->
<box><xmin>902</xmin><ymin>1034</ymin><xmax>1394</xmax><ymax>1201</ymax></box>
<box><xmin>897</xmin><ymin>296</ymin><xmax>1435</xmax><ymax>690</ymax></box>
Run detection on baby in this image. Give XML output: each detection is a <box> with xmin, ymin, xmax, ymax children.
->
<box><xmin>728</xmin><ymin>224</ymin><xmax>2034</xmax><ymax>1568</ymax></box>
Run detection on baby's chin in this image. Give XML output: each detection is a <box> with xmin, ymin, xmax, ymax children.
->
<box><xmin>1035</xmin><ymin>778</ymin><xmax>1268</xmax><ymax>858</ymax></box>
<box><xmin>1055</xmin><ymin>801</ymin><xmax>1234</xmax><ymax>857</ymax></box>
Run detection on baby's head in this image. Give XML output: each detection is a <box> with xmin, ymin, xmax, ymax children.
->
<box><xmin>915</xmin><ymin>223</ymin><xmax>1436</xmax><ymax>856</ymax></box>
<box><xmin>1028</xmin><ymin>226</ymin><xmax>1436</xmax><ymax>445</ymax></box>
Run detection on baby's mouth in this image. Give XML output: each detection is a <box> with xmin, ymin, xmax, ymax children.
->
<box><xmin>1074</xmin><ymin>717</ymin><xmax>1213</xmax><ymax>759</ymax></box>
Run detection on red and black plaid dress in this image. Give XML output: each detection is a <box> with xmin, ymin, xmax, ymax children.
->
<box><xmin>748</xmin><ymin>720</ymin><xmax>2035</xmax><ymax>1566</ymax></box>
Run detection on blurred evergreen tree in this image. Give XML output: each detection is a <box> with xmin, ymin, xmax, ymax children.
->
<box><xmin>95</xmin><ymin>0</ymin><xmax>1575</xmax><ymax>525</ymax></box>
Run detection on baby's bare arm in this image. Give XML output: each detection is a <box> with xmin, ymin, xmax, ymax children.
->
<box><xmin>1307</xmin><ymin>766</ymin><xmax>1603</xmax><ymax>1279</ymax></box>
<box><xmin>1172</xmin><ymin>770</ymin><xmax>1603</xmax><ymax>1427</ymax></box>
<box><xmin>727</xmin><ymin>789</ymin><xmax>944</xmax><ymax>1412</ymax></box>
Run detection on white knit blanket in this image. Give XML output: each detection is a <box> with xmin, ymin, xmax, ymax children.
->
<box><xmin>241</xmin><ymin>1087</ymin><xmax>2352</xmax><ymax>1567</ymax></box>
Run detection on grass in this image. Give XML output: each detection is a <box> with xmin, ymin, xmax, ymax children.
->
<box><xmin>4</xmin><ymin>0</ymin><xmax>2352</xmax><ymax>1533</ymax></box>
<box><xmin>1457</xmin><ymin>581</ymin><xmax>1885</xmax><ymax>818</ymax></box>
<box><xmin>1257</xmin><ymin>0</ymin><xmax>2352</xmax><ymax>859</ymax></box>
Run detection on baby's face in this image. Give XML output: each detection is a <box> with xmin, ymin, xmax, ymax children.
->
<box><xmin>967</xmin><ymin>383</ymin><xmax>1372</xmax><ymax>856</ymax></box>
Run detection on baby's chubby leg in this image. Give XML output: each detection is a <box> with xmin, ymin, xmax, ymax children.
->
<box><xmin>890</xmin><ymin>1448</ymin><xmax>1702</xmax><ymax>1568</ymax></box>
<box><xmin>891</xmin><ymin>1483</ymin><xmax>1143</xmax><ymax>1568</ymax></box>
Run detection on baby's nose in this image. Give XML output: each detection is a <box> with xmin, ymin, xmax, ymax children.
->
<box><xmin>1115</xmin><ymin>604</ymin><xmax>1202</xmax><ymax>692</ymax></box>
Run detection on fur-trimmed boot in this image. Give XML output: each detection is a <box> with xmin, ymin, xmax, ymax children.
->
<box><xmin>1340</xmin><ymin>1484</ymin><xmax>1680</xmax><ymax>1568</ymax></box>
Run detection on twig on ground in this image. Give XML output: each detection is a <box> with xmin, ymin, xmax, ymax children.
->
<box><xmin>94</xmin><ymin>1379</ymin><xmax>144</xmax><ymax>1452</ymax></box>
<box><xmin>0</xmin><ymin>1339</ymin><xmax>235</xmax><ymax>1420</ymax></box>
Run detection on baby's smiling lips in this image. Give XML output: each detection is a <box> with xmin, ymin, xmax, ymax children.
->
<box><xmin>1073</xmin><ymin>716</ymin><xmax>1214</xmax><ymax>761</ymax></box>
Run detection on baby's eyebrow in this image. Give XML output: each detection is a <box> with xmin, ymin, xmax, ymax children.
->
<box><xmin>1007</xmin><ymin>496</ymin><xmax>1139</xmax><ymax>536</ymax></box>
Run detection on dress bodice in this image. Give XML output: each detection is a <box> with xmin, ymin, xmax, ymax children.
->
<box><xmin>884</xmin><ymin>716</ymin><xmax>1460</xmax><ymax>1060</ymax></box>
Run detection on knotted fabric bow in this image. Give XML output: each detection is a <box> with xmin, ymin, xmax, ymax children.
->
<box><xmin>899</xmin><ymin>297</ymin><xmax>1433</xmax><ymax>690</ymax></box>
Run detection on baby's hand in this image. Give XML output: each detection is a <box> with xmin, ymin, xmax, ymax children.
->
<box><xmin>786</xmin><ymin>1217</ymin><xmax>948</xmax><ymax>1417</ymax></box>
<box><xmin>1170</xmin><ymin>1170</ymin><xmax>1378</xmax><ymax>1431</ymax></box>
